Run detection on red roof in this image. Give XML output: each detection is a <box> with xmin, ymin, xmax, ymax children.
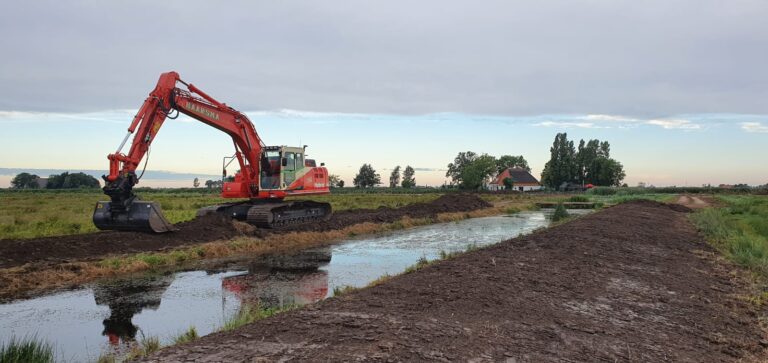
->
<box><xmin>490</xmin><ymin>167</ymin><xmax>540</xmax><ymax>186</ymax></box>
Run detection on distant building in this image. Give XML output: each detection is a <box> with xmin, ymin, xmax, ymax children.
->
<box><xmin>487</xmin><ymin>167</ymin><xmax>542</xmax><ymax>192</ymax></box>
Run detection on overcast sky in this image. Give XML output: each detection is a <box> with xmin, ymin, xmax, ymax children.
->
<box><xmin>1</xmin><ymin>1</ymin><xmax>767</xmax><ymax>116</ymax></box>
<box><xmin>0</xmin><ymin>1</ymin><xmax>766</xmax><ymax>187</ymax></box>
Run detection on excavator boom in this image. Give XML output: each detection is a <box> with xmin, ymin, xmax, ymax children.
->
<box><xmin>94</xmin><ymin>72</ymin><xmax>331</xmax><ymax>233</ymax></box>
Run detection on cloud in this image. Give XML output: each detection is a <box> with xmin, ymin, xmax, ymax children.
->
<box><xmin>580</xmin><ymin>114</ymin><xmax>639</xmax><ymax>122</ymax></box>
<box><xmin>0</xmin><ymin>110</ymin><xmax>131</xmax><ymax>124</ymax></box>
<box><xmin>741</xmin><ymin>122</ymin><xmax>768</xmax><ymax>133</ymax></box>
<box><xmin>2</xmin><ymin>2</ymin><xmax>768</xmax><ymax>115</ymax></box>
<box><xmin>413</xmin><ymin>167</ymin><xmax>443</xmax><ymax>172</ymax></box>
<box><xmin>646</xmin><ymin>119</ymin><xmax>701</xmax><ymax>130</ymax></box>
<box><xmin>534</xmin><ymin>121</ymin><xmax>598</xmax><ymax>129</ymax></box>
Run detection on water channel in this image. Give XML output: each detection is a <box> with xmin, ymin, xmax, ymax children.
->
<box><xmin>0</xmin><ymin>209</ymin><xmax>590</xmax><ymax>361</ymax></box>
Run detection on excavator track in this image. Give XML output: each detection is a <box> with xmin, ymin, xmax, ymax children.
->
<box><xmin>246</xmin><ymin>201</ymin><xmax>332</xmax><ymax>228</ymax></box>
<box><xmin>198</xmin><ymin>200</ymin><xmax>332</xmax><ymax>229</ymax></box>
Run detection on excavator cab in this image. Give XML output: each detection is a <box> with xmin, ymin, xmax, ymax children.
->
<box><xmin>259</xmin><ymin>147</ymin><xmax>282</xmax><ymax>190</ymax></box>
<box><xmin>259</xmin><ymin>146</ymin><xmax>307</xmax><ymax>190</ymax></box>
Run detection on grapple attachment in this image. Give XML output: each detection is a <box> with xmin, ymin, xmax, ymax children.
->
<box><xmin>93</xmin><ymin>200</ymin><xmax>177</xmax><ymax>233</ymax></box>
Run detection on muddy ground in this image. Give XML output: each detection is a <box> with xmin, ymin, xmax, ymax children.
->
<box><xmin>0</xmin><ymin>194</ymin><xmax>490</xmax><ymax>269</ymax></box>
<box><xmin>144</xmin><ymin>200</ymin><xmax>767</xmax><ymax>362</ymax></box>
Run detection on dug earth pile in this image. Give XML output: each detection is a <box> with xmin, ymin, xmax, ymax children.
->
<box><xmin>0</xmin><ymin>194</ymin><xmax>490</xmax><ymax>269</ymax></box>
<box><xmin>144</xmin><ymin>200</ymin><xmax>767</xmax><ymax>362</ymax></box>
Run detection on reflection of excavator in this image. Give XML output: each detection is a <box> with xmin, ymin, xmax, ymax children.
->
<box><xmin>93</xmin><ymin>275</ymin><xmax>174</xmax><ymax>346</ymax></box>
<box><xmin>93</xmin><ymin>71</ymin><xmax>331</xmax><ymax>233</ymax></box>
<box><xmin>222</xmin><ymin>248</ymin><xmax>331</xmax><ymax>309</ymax></box>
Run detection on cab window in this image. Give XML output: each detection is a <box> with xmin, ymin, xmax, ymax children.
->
<box><xmin>284</xmin><ymin>152</ymin><xmax>296</xmax><ymax>171</ymax></box>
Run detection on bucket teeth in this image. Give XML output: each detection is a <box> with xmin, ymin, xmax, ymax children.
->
<box><xmin>93</xmin><ymin>201</ymin><xmax>177</xmax><ymax>233</ymax></box>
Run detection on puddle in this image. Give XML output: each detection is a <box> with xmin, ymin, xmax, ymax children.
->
<box><xmin>0</xmin><ymin>209</ymin><xmax>589</xmax><ymax>361</ymax></box>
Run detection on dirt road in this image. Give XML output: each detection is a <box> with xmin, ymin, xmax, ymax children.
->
<box><xmin>143</xmin><ymin>200</ymin><xmax>767</xmax><ymax>362</ymax></box>
<box><xmin>0</xmin><ymin>194</ymin><xmax>490</xmax><ymax>269</ymax></box>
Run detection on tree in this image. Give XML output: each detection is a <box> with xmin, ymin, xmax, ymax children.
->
<box><xmin>446</xmin><ymin>152</ymin><xmax>497</xmax><ymax>190</ymax></box>
<box><xmin>11</xmin><ymin>172</ymin><xmax>40</xmax><ymax>189</ymax></box>
<box><xmin>401</xmin><ymin>165</ymin><xmax>416</xmax><ymax>188</ymax></box>
<box><xmin>353</xmin><ymin>164</ymin><xmax>381</xmax><ymax>188</ymax></box>
<box><xmin>328</xmin><ymin>174</ymin><xmax>341</xmax><ymax>188</ymax></box>
<box><xmin>193</xmin><ymin>177</ymin><xmax>200</xmax><ymax>188</ymax></box>
<box><xmin>591</xmin><ymin>157</ymin><xmax>625</xmax><ymax>186</ymax></box>
<box><xmin>540</xmin><ymin>133</ymin><xmax>577</xmax><ymax>189</ymax></box>
<box><xmin>446</xmin><ymin>151</ymin><xmax>478</xmax><ymax>185</ymax></box>
<box><xmin>337</xmin><ymin>180</ymin><xmax>345</xmax><ymax>188</ymax></box>
<box><xmin>496</xmin><ymin>155</ymin><xmax>530</xmax><ymax>173</ymax></box>
<box><xmin>204</xmin><ymin>179</ymin><xmax>222</xmax><ymax>189</ymax></box>
<box><xmin>389</xmin><ymin>166</ymin><xmax>401</xmax><ymax>188</ymax></box>
<box><xmin>46</xmin><ymin>172</ymin><xmax>99</xmax><ymax>189</ymax></box>
<box><xmin>503</xmin><ymin>177</ymin><xmax>514</xmax><ymax>190</ymax></box>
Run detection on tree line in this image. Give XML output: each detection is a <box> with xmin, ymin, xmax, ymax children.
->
<box><xmin>10</xmin><ymin>172</ymin><xmax>100</xmax><ymax>189</ymax></box>
<box><xmin>331</xmin><ymin>164</ymin><xmax>417</xmax><ymax>188</ymax></box>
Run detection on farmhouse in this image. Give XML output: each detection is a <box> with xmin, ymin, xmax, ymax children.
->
<box><xmin>488</xmin><ymin>167</ymin><xmax>542</xmax><ymax>192</ymax></box>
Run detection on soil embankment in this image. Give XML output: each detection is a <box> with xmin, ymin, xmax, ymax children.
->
<box><xmin>144</xmin><ymin>200</ymin><xmax>767</xmax><ymax>362</ymax></box>
<box><xmin>0</xmin><ymin>194</ymin><xmax>490</xmax><ymax>269</ymax></box>
<box><xmin>677</xmin><ymin>194</ymin><xmax>712</xmax><ymax>209</ymax></box>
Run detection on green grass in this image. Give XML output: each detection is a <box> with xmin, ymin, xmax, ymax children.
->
<box><xmin>0</xmin><ymin>190</ymin><xmax>441</xmax><ymax>239</ymax></box>
<box><xmin>690</xmin><ymin>195</ymin><xmax>768</xmax><ymax>277</ymax></box>
<box><xmin>220</xmin><ymin>303</ymin><xmax>296</xmax><ymax>332</ymax></box>
<box><xmin>0</xmin><ymin>336</ymin><xmax>54</xmax><ymax>363</ymax></box>
<box><xmin>404</xmin><ymin>255</ymin><xmax>431</xmax><ymax>273</ymax></box>
<box><xmin>332</xmin><ymin>285</ymin><xmax>358</xmax><ymax>296</ymax></box>
<box><xmin>551</xmin><ymin>203</ymin><xmax>570</xmax><ymax>222</ymax></box>
<box><xmin>172</xmin><ymin>326</ymin><xmax>199</xmax><ymax>345</ymax></box>
<box><xmin>568</xmin><ymin>195</ymin><xmax>590</xmax><ymax>202</ymax></box>
<box><xmin>125</xmin><ymin>335</ymin><xmax>161</xmax><ymax>361</ymax></box>
<box><xmin>95</xmin><ymin>353</ymin><xmax>116</xmax><ymax>363</ymax></box>
<box><xmin>588</xmin><ymin>193</ymin><xmax>674</xmax><ymax>205</ymax></box>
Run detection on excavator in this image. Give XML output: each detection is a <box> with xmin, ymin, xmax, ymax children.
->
<box><xmin>92</xmin><ymin>71</ymin><xmax>332</xmax><ymax>233</ymax></box>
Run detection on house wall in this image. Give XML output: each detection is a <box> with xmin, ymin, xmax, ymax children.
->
<box><xmin>517</xmin><ymin>185</ymin><xmax>542</xmax><ymax>192</ymax></box>
<box><xmin>487</xmin><ymin>184</ymin><xmax>541</xmax><ymax>192</ymax></box>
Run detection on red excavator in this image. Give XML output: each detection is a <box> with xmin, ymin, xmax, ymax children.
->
<box><xmin>93</xmin><ymin>71</ymin><xmax>331</xmax><ymax>233</ymax></box>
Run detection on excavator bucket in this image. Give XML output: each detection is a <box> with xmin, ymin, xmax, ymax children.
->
<box><xmin>93</xmin><ymin>201</ymin><xmax>177</xmax><ymax>233</ymax></box>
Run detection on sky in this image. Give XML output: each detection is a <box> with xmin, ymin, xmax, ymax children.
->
<box><xmin>0</xmin><ymin>1</ymin><xmax>766</xmax><ymax>187</ymax></box>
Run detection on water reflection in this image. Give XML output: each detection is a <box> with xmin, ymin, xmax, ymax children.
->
<box><xmin>222</xmin><ymin>248</ymin><xmax>332</xmax><ymax>309</ymax></box>
<box><xmin>93</xmin><ymin>274</ymin><xmax>174</xmax><ymax>346</ymax></box>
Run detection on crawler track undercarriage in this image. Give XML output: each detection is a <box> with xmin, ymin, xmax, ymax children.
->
<box><xmin>197</xmin><ymin>200</ymin><xmax>332</xmax><ymax>229</ymax></box>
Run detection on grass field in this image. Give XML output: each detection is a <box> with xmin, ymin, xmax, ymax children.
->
<box><xmin>0</xmin><ymin>190</ymin><xmax>440</xmax><ymax>239</ymax></box>
<box><xmin>690</xmin><ymin>195</ymin><xmax>768</xmax><ymax>278</ymax></box>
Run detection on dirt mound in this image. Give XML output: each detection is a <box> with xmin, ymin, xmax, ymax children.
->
<box><xmin>280</xmin><ymin>193</ymin><xmax>491</xmax><ymax>233</ymax></box>
<box><xmin>0</xmin><ymin>194</ymin><xmax>491</xmax><ymax>269</ymax></box>
<box><xmin>143</xmin><ymin>200</ymin><xmax>768</xmax><ymax>362</ymax></box>
<box><xmin>0</xmin><ymin>213</ymin><xmax>239</xmax><ymax>269</ymax></box>
<box><xmin>622</xmin><ymin>198</ymin><xmax>693</xmax><ymax>213</ymax></box>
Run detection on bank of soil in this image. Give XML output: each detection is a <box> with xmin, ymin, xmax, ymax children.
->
<box><xmin>144</xmin><ymin>200</ymin><xmax>767</xmax><ymax>362</ymax></box>
<box><xmin>677</xmin><ymin>194</ymin><xmax>713</xmax><ymax>209</ymax></box>
<box><xmin>0</xmin><ymin>194</ymin><xmax>490</xmax><ymax>269</ymax></box>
